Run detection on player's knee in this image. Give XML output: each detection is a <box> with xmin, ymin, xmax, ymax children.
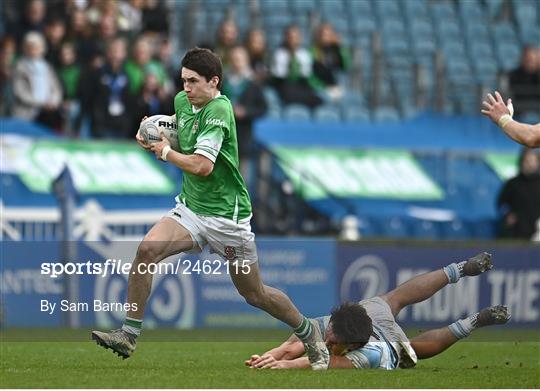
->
<box><xmin>240</xmin><ymin>289</ymin><xmax>266</xmax><ymax>309</ymax></box>
<box><xmin>136</xmin><ymin>241</ymin><xmax>164</xmax><ymax>264</ymax></box>
<box><xmin>381</xmin><ymin>293</ymin><xmax>402</xmax><ymax>318</ymax></box>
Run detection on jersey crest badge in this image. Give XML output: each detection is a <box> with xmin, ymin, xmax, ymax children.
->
<box><xmin>224</xmin><ymin>246</ymin><xmax>237</xmax><ymax>261</ymax></box>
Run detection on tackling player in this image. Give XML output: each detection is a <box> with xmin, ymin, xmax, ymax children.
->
<box><xmin>92</xmin><ymin>48</ymin><xmax>329</xmax><ymax>369</ymax></box>
<box><xmin>482</xmin><ymin>91</ymin><xmax>540</xmax><ymax>148</ymax></box>
<box><xmin>245</xmin><ymin>252</ymin><xmax>510</xmax><ymax>369</ymax></box>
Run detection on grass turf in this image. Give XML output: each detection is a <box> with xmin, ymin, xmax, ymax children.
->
<box><xmin>1</xmin><ymin>328</ymin><xmax>538</xmax><ymax>388</ymax></box>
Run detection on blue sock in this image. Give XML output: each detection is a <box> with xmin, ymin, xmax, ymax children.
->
<box><xmin>448</xmin><ymin>313</ymin><xmax>478</xmax><ymax>340</ymax></box>
<box><xmin>443</xmin><ymin>261</ymin><xmax>466</xmax><ymax>283</ymax></box>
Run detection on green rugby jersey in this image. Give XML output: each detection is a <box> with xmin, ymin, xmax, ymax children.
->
<box><xmin>173</xmin><ymin>91</ymin><xmax>252</xmax><ymax>221</ymax></box>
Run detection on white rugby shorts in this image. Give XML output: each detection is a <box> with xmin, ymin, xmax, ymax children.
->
<box><xmin>360</xmin><ymin>296</ymin><xmax>418</xmax><ymax>368</ymax></box>
<box><xmin>165</xmin><ymin>202</ymin><xmax>258</xmax><ymax>265</ymax></box>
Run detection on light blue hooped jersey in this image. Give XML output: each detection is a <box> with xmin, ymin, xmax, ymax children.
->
<box><xmin>314</xmin><ymin>316</ymin><xmax>399</xmax><ymax>370</ymax></box>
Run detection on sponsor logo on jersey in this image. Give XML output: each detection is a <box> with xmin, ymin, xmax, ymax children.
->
<box><xmin>177</xmin><ymin>118</ymin><xmax>186</xmax><ymax>128</ymax></box>
<box><xmin>205</xmin><ymin>118</ymin><xmax>226</xmax><ymax>127</ymax></box>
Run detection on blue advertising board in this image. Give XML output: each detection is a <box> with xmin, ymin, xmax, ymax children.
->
<box><xmin>337</xmin><ymin>243</ymin><xmax>540</xmax><ymax>327</ymax></box>
<box><xmin>2</xmin><ymin>239</ymin><xmax>538</xmax><ymax>328</ymax></box>
<box><xmin>0</xmin><ymin>238</ymin><xmax>335</xmax><ymax>328</ymax></box>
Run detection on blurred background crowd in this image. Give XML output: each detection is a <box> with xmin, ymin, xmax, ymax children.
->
<box><xmin>1</xmin><ymin>0</ymin><xmax>539</xmax><ymax>240</ymax></box>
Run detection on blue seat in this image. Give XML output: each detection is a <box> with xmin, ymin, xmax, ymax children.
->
<box><xmin>446</xmin><ymin>59</ymin><xmax>474</xmax><ymax>84</ymax></box>
<box><xmin>347</xmin><ymin>0</ymin><xmax>372</xmax><ymax>15</ymax></box>
<box><xmin>437</xmin><ymin>21</ymin><xmax>462</xmax><ymax>40</ymax></box>
<box><xmin>341</xmin><ymin>91</ymin><xmax>365</xmax><ymax>107</ymax></box>
<box><xmin>441</xmin><ymin>220</ymin><xmax>470</xmax><ymax>240</ymax></box>
<box><xmin>485</xmin><ymin>0</ymin><xmax>504</xmax><ymax>19</ymax></box>
<box><xmin>203</xmin><ymin>0</ymin><xmax>232</xmax><ymax>9</ymax></box>
<box><xmin>496</xmin><ymin>42</ymin><xmax>521</xmax><ymax>71</ymax></box>
<box><xmin>470</xmin><ymin>219</ymin><xmax>496</xmax><ymax>239</ymax></box>
<box><xmin>313</xmin><ymin>105</ymin><xmax>341</xmax><ymax>122</ymax></box>
<box><xmin>384</xmin><ymin>39</ymin><xmax>410</xmax><ymax>56</ymax></box>
<box><xmin>473</xmin><ymin>61</ymin><xmax>499</xmax><ymax>84</ymax></box>
<box><xmin>411</xmin><ymin>220</ymin><xmax>440</xmax><ymax>240</ymax></box>
<box><xmin>493</xmin><ymin>23</ymin><xmax>519</xmax><ymax>44</ymax></box>
<box><xmin>382</xmin><ymin>19</ymin><xmax>406</xmax><ymax>37</ymax></box>
<box><xmin>412</xmin><ymin>38</ymin><xmax>437</xmax><ymax>57</ymax></box>
<box><xmin>342</xmin><ymin>106</ymin><xmax>370</xmax><ymax>122</ymax></box>
<box><xmin>374</xmin><ymin>0</ymin><xmax>401</xmax><ymax>18</ymax></box>
<box><xmin>265</xmin><ymin>30</ymin><xmax>283</xmax><ymax>49</ymax></box>
<box><xmin>431</xmin><ymin>3</ymin><xmax>457</xmax><ymax>20</ymax></box>
<box><xmin>357</xmin><ymin>216</ymin><xmax>378</xmax><ymax>238</ymax></box>
<box><xmin>283</xmin><ymin>104</ymin><xmax>311</xmax><ymax>121</ymax></box>
<box><xmin>442</xmin><ymin>41</ymin><xmax>467</xmax><ymax>58</ymax></box>
<box><xmin>350</xmin><ymin>17</ymin><xmax>377</xmax><ymax>34</ymax></box>
<box><xmin>519</xmin><ymin>25</ymin><xmax>540</xmax><ymax>46</ymax></box>
<box><xmin>514</xmin><ymin>1</ymin><xmax>538</xmax><ymax>25</ymax></box>
<box><xmin>326</xmin><ymin>16</ymin><xmax>350</xmax><ymax>37</ymax></box>
<box><xmin>262</xmin><ymin>13</ymin><xmax>293</xmax><ymax>29</ymax></box>
<box><xmin>320</xmin><ymin>0</ymin><xmax>346</xmax><ymax>15</ymax></box>
<box><xmin>469</xmin><ymin>42</ymin><xmax>494</xmax><ymax>59</ymax></box>
<box><xmin>404</xmin><ymin>0</ymin><xmax>429</xmax><ymax>19</ymax></box>
<box><xmin>409</xmin><ymin>19</ymin><xmax>434</xmax><ymax>37</ymax></box>
<box><xmin>380</xmin><ymin>217</ymin><xmax>410</xmax><ymax>239</ymax></box>
<box><xmin>373</xmin><ymin>106</ymin><xmax>400</xmax><ymax>122</ymax></box>
<box><xmin>458</xmin><ymin>0</ymin><xmax>483</xmax><ymax>21</ymax></box>
<box><xmin>265</xmin><ymin>106</ymin><xmax>282</xmax><ymax>120</ymax></box>
<box><xmin>465</xmin><ymin>24</ymin><xmax>490</xmax><ymax>41</ymax></box>
<box><xmin>260</xmin><ymin>0</ymin><xmax>289</xmax><ymax>12</ymax></box>
<box><xmin>290</xmin><ymin>0</ymin><xmax>317</xmax><ymax>13</ymax></box>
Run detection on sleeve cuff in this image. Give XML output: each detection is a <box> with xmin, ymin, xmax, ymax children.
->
<box><xmin>194</xmin><ymin>148</ymin><xmax>217</xmax><ymax>163</ymax></box>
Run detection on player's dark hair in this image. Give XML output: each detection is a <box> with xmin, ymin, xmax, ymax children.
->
<box><xmin>330</xmin><ymin>302</ymin><xmax>372</xmax><ymax>348</ymax></box>
<box><xmin>181</xmin><ymin>47</ymin><xmax>223</xmax><ymax>89</ymax></box>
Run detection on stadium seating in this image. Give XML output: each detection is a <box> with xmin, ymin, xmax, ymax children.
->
<box><xmin>5</xmin><ymin>0</ymin><xmax>539</xmax><ymax>242</ymax></box>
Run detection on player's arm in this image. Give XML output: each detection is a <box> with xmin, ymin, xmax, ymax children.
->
<box><xmin>496</xmin><ymin>120</ymin><xmax>540</xmax><ymax>148</ymax></box>
<box><xmin>151</xmin><ymin>136</ymin><xmax>214</xmax><ymax>176</ymax></box>
<box><xmin>329</xmin><ymin>355</ymin><xmax>354</xmax><ymax>368</ymax></box>
<box><xmin>248</xmin><ymin>354</ymin><xmax>352</xmax><ymax>369</ymax></box>
<box><xmin>266</xmin><ymin>334</ymin><xmax>305</xmax><ymax>360</ymax></box>
<box><xmin>481</xmin><ymin>91</ymin><xmax>540</xmax><ymax>148</ymax></box>
<box><xmin>245</xmin><ymin>334</ymin><xmax>304</xmax><ymax>368</ymax></box>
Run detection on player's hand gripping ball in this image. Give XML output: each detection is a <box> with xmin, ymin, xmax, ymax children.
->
<box><xmin>138</xmin><ymin>114</ymin><xmax>180</xmax><ymax>151</ymax></box>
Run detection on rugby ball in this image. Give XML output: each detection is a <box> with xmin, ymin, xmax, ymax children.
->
<box><xmin>138</xmin><ymin>114</ymin><xmax>180</xmax><ymax>151</ymax></box>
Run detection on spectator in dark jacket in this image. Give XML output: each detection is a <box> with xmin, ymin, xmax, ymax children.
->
<box><xmin>497</xmin><ymin>148</ymin><xmax>540</xmax><ymax>239</ymax></box>
<box><xmin>86</xmin><ymin>37</ymin><xmax>133</xmax><ymax>139</ymax></box>
<box><xmin>131</xmin><ymin>70</ymin><xmax>173</xmax><ymax>134</ymax></box>
<box><xmin>223</xmin><ymin>46</ymin><xmax>267</xmax><ymax>182</ymax></box>
<box><xmin>270</xmin><ymin>25</ymin><xmax>322</xmax><ymax>108</ymax></box>
<box><xmin>13</xmin><ymin>0</ymin><xmax>47</xmax><ymax>46</ymax></box>
<box><xmin>509</xmin><ymin>47</ymin><xmax>540</xmax><ymax>117</ymax></box>
<box><xmin>246</xmin><ymin>28</ymin><xmax>270</xmax><ymax>84</ymax></box>
<box><xmin>310</xmin><ymin>22</ymin><xmax>351</xmax><ymax>101</ymax></box>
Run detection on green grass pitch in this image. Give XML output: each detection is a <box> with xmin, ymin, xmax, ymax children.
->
<box><xmin>1</xmin><ymin>328</ymin><xmax>538</xmax><ymax>388</ymax></box>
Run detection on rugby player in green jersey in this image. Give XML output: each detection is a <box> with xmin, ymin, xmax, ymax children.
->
<box><xmin>92</xmin><ymin>48</ymin><xmax>329</xmax><ymax>369</ymax></box>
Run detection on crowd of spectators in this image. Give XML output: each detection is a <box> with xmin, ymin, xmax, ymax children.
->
<box><xmin>2</xmin><ymin>0</ymin><xmax>174</xmax><ymax>138</ymax></box>
<box><xmin>1</xmin><ymin>0</ymin><xmax>352</xmax><ymax>144</ymax></box>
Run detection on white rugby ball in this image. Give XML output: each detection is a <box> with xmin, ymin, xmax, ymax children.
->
<box><xmin>139</xmin><ymin>114</ymin><xmax>180</xmax><ymax>151</ymax></box>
